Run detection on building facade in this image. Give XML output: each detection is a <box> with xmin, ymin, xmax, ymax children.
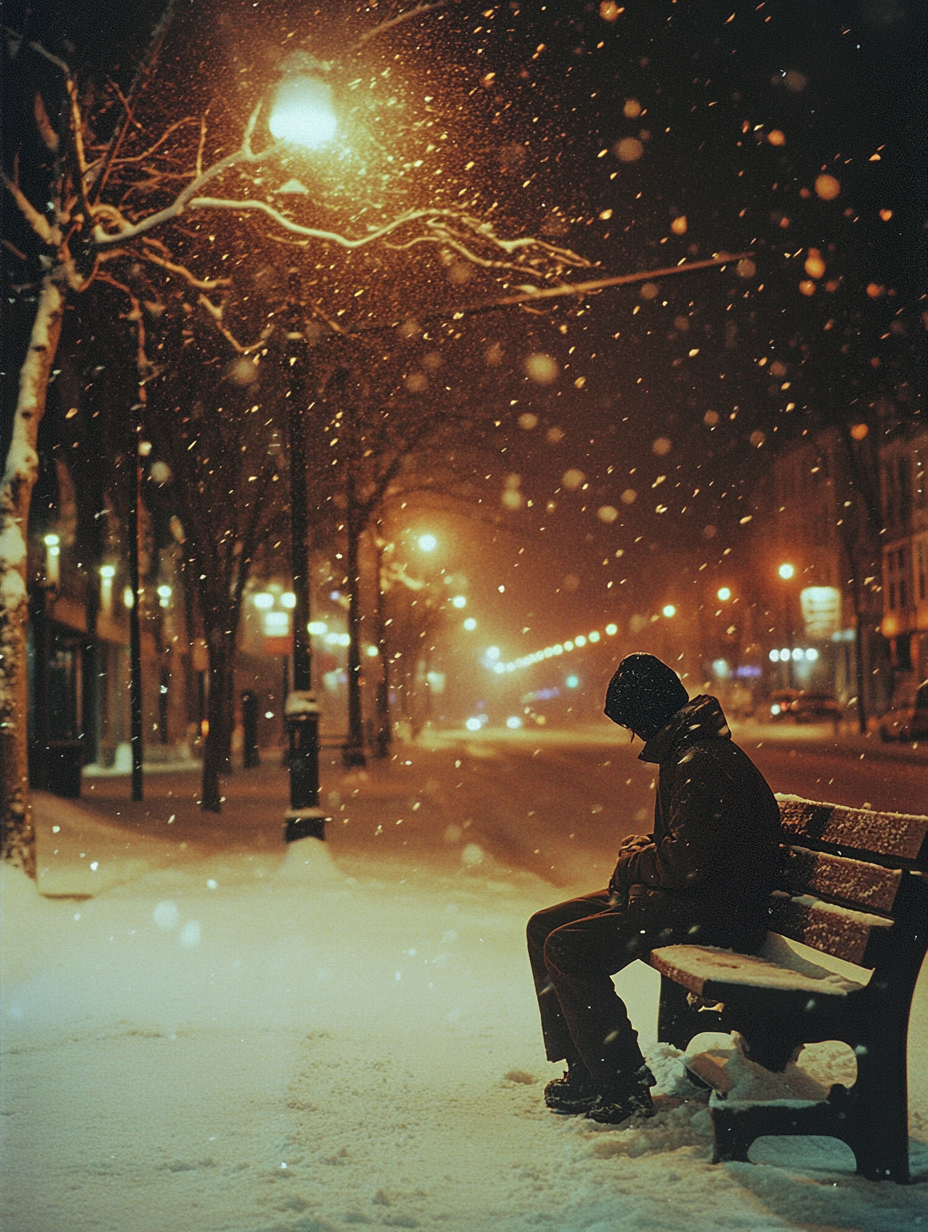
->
<box><xmin>880</xmin><ymin>427</ymin><xmax>928</xmax><ymax>694</ymax></box>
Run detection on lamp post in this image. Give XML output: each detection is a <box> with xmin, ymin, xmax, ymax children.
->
<box><xmin>127</xmin><ymin>410</ymin><xmax>144</xmax><ymax>802</ymax></box>
<box><xmin>282</xmin><ymin>334</ymin><xmax>328</xmax><ymax>843</ymax></box>
<box><xmin>267</xmin><ymin>57</ymin><xmax>340</xmax><ymax>843</ymax></box>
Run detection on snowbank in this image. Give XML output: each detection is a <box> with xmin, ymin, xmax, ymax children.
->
<box><xmin>2</xmin><ymin>817</ymin><xmax>926</xmax><ymax>1231</ymax></box>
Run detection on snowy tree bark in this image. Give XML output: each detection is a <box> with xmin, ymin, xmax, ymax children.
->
<box><xmin>0</xmin><ymin>277</ymin><xmax>64</xmax><ymax>876</ymax></box>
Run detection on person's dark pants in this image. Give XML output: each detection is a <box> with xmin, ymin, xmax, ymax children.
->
<box><xmin>527</xmin><ymin>887</ymin><xmax>721</xmax><ymax>1090</ymax></box>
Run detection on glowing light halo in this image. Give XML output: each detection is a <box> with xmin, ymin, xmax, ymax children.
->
<box><xmin>269</xmin><ymin>67</ymin><xmax>336</xmax><ymax>150</ymax></box>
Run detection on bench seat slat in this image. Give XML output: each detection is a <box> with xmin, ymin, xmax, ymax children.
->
<box><xmin>783</xmin><ymin>846</ymin><xmax>902</xmax><ymax>914</ymax></box>
<box><xmin>648</xmin><ymin>942</ymin><xmax>866</xmax><ymax>998</ymax></box>
<box><xmin>767</xmin><ymin>892</ymin><xmax>893</xmax><ymax>965</ymax></box>
<box><xmin>777</xmin><ymin>795</ymin><xmax>928</xmax><ymax>865</ymax></box>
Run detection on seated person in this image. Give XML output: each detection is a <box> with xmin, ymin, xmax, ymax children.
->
<box><xmin>527</xmin><ymin>653</ymin><xmax>781</xmax><ymax>1125</ymax></box>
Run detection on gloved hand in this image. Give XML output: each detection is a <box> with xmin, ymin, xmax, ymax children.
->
<box><xmin>618</xmin><ymin>833</ymin><xmax>652</xmax><ymax>855</ymax></box>
<box><xmin>609</xmin><ymin>835</ymin><xmax>655</xmax><ymax>898</ymax></box>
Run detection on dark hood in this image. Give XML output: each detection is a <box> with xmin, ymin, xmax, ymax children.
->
<box><xmin>604</xmin><ymin>653</ymin><xmax>689</xmax><ymax>737</ymax></box>
<box><xmin>637</xmin><ymin>694</ymin><xmax>731</xmax><ymax>764</ymax></box>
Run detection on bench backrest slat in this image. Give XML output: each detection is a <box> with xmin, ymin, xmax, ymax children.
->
<box><xmin>783</xmin><ymin>846</ymin><xmax>903</xmax><ymax>915</ymax></box>
<box><xmin>767</xmin><ymin>892</ymin><xmax>894</xmax><ymax>967</ymax></box>
<box><xmin>777</xmin><ymin>795</ymin><xmax>928</xmax><ymax>867</ymax></box>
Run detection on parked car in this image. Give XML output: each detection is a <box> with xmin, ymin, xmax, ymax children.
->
<box><xmin>766</xmin><ymin>689</ymin><xmax>842</xmax><ymax>727</ymax></box>
<box><xmin>878</xmin><ymin>680</ymin><xmax>928</xmax><ymax>742</ymax></box>
<box><xmin>767</xmin><ymin>689</ymin><xmax>801</xmax><ymax>721</ymax></box>
<box><xmin>788</xmin><ymin>691</ymin><xmax>843</xmax><ymax>727</ymax></box>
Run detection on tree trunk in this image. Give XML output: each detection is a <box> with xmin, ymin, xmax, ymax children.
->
<box><xmin>373</xmin><ymin>544</ymin><xmax>391</xmax><ymax>758</ymax></box>
<box><xmin>0</xmin><ymin>277</ymin><xmax>65</xmax><ymax>876</ymax></box>
<box><xmin>343</xmin><ymin>517</ymin><xmax>366</xmax><ymax>766</ymax></box>
<box><xmin>200</xmin><ymin>635</ymin><xmax>233</xmax><ymax>812</ymax></box>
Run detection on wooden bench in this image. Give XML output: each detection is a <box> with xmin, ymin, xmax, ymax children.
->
<box><xmin>647</xmin><ymin>794</ymin><xmax>928</xmax><ymax>1182</ymax></box>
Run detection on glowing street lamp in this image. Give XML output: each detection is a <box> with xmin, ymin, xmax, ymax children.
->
<box><xmin>269</xmin><ymin>54</ymin><xmax>337</xmax><ymax>150</ymax></box>
<box><xmin>417</xmin><ymin>533</ymin><xmax>438</xmax><ymax>553</ymax></box>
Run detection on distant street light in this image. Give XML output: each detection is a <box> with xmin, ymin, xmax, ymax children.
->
<box><xmin>417</xmin><ymin>533</ymin><xmax>438</xmax><ymax>552</ymax></box>
<box><xmin>778</xmin><ymin>563</ymin><xmax>797</xmax><ymax>687</ymax></box>
<box><xmin>43</xmin><ymin>533</ymin><xmax>60</xmax><ymax>588</ymax></box>
<box><xmin>662</xmin><ymin>604</ymin><xmax>676</xmax><ymax>618</ymax></box>
<box><xmin>717</xmin><ymin>587</ymin><xmax>731</xmax><ymax>602</ymax></box>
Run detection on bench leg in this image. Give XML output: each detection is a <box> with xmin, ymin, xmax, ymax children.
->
<box><xmin>841</xmin><ymin>1011</ymin><xmax>911</xmax><ymax>1182</ymax></box>
<box><xmin>709</xmin><ymin>1099</ymin><xmax>842</xmax><ymax>1165</ymax></box>
<box><xmin>657</xmin><ymin>974</ymin><xmax>726</xmax><ymax>1050</ymax></box>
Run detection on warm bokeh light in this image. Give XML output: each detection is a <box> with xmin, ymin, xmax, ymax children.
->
<box><xmin>814</xmin><ymin>173</ymin><xmax>841</xmax><ymax>200</ymax></box>
<box><xmin>804</xmin><ymin>249</ymin><xmax>826</xmax><ymax>279</ymax></box>
<box><xmin>417</xmin><ymin>534</ymin><xmax>438</xmax><ymax>552</ymax></box>
<box><xmin>662</xmin><ymin>604</ymin><xmax>676</xmax><ymax>618</ymax></box>
<box><xmin>717</xmin><ymin>587</ymin><xmax>731</xmax><ymax>602</ymax></box>
<box><xmin>778</xmin><ymin>563</ymin><xmax>795</xmax><ymax>580</ymax></box>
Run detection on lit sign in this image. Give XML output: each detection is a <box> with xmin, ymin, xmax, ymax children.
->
<box><xmin>800</xmin><ymin>586</ymin><xmax>841</xmax><ymax>639</ymax></box>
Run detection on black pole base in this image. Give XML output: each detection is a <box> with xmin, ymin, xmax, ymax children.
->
<box><xmin>284</xmin><ymin>809</ymin><xmax>328</xmax><ymax>843</ymax></box>
<box><xmin>342</xmin><ymin>744</ymin><xmax>367</xmax><ymax>768</ymax></box>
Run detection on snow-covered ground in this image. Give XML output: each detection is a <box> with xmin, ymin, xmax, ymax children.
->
<box><xmin>2</xmin><ymin>776</ymin><xmax>926</xmax><ymax>1232</ymax></box>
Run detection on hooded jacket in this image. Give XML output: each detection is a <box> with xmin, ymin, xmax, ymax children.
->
<box><xmin>611</xmin><ymin>694</ymin><xmax>781</xmax><ymax>949</ymax></box>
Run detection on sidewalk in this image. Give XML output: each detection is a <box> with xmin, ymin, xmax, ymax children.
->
<box><xmin>728</xmin><ymin>717</ymin><xmax>928</xmax><ymax>765</ymax></box>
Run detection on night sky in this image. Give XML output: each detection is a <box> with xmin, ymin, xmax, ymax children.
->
<box><xmin>4</xmin><ymin>0</ymin><xmax>925</xmax><ymax>696</ymax></box>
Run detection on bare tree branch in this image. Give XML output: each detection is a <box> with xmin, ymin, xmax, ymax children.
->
<box><xmin>196</xmin><ymin>294</ymin><xmax>275</xmax><ymax>353</ymax></box>
<box><xmin>1</xmin><ymin>173</ymin><xmax>57</xmax><ymax>244</ymax></box>
<box><xmin>353</xmin><ymin>2</ymin><xmax>449</xmax><ymax>50</ymax></box>
<box><xmin>448</xmin><ymin>252</ymin><xmax>755</xmax><ymax>315</ymax></box>
<box><xmin>92</xmin><ymin>105</ymin><xmax>285</xmax><ymax>245</ymax></box>
<box><xmin>196</xmin><ymin>109</ymin><xmax>209</xmax><ymax>179</ymax></box>
<box><xmin>95</xmin><ymin>116</ymin><xmax>196</xmax><ymax>169</ymax></box>
<box><xmin>140</xmin><ymin>243</ymin><xmax>231</xmax><ymax>290</ymax></box>
<box><xmin>93</xmin><ymin>0</ymin><xmax>179</xmax><ymax>201</ymax></box>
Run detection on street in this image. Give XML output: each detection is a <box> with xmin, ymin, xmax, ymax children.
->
<box><xmin>61</xmin><ymin>722</ymin><xmax>927</xmax><ymax>898</ymax></box>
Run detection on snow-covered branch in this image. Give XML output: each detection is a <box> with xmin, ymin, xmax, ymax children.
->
<box><xmin>140</xmin><ymin>243</ymin><xmax>231</xmax><ymax>290</ymax></box>
<box><xmin>1</xmin><ymin>173</ymin><xmax>58</xmax><ymax>245</ymax></box>
<box><xmin>91</xmin><ymin>105</ymin><xmax>286</xmax><ymax>245</ymax></box>
<box><xmin>196</xmin><ymin>294</ymin><xmax>274</xmax><ymax>354</ymax></box>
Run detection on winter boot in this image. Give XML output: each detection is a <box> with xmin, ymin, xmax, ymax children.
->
<box><xmin>544</xmin><ymin>1063</ymin><xmax>597</xmax><ymax>1114</ymax></box>
<box><xmin>585</xmin><ymin>1065</ymin><xmax>657</xmax><ymax>1126</ymax></box>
